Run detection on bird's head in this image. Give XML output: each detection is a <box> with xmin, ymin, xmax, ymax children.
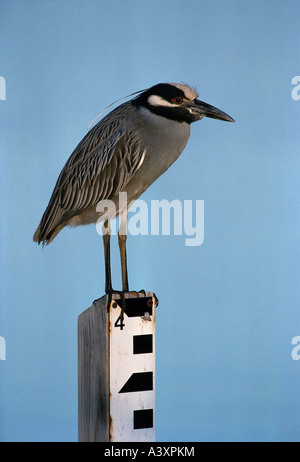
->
<box><xmin>133</xmin><ymin>82</ymin><xmax>235</xmax><ymax>124</ymax></box>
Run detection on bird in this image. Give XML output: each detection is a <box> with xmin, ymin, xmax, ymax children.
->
<box><xmin>33</xmin><ymin>82</ymin><xmax>234</xmax><ymax>297</ymax></box>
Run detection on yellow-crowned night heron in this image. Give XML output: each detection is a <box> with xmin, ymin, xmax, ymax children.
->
<box><xmin>33</xmin><ymin>82</ymin><xmax>234</xmax><ymax>295</ymax></box>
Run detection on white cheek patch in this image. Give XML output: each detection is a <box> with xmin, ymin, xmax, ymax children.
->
<box><xmin>147</xmin><ymin>95</ymin><xmax>179</xmax><ymax>108</ymax></box>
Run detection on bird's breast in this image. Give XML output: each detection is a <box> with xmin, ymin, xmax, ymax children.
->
<box><xmin>136</xmin><ymin>107</ymin><xmax>190</xmax><ymax>172</ymax></box>
<box><xmin>124</xmin><ymin>108</ymin><xmax>191</xmax><ymax>202</ymax></box>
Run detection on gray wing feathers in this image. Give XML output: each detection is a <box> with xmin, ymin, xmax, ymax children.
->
<box><xmin>34</xmin><ymin>103</ymin><xmax>145</xmax><ymax>244</ymax></box>
<box><xmin>58</xmin><ymin>126</ymin><xmax>126</xmax><ymax>207</ymax></box>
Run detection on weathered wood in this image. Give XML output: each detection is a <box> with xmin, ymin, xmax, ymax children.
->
<box><xmin>78</xmin><ymin>292</ymin><xmax>156</xmax><ymax>442</ymax></box>
<box><xmin>78</xmin><ymin>295</ymin><xmax>109</xmax><ymax>442</ymax></box>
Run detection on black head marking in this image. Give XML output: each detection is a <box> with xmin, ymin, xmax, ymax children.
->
<box><xmin>132</xmin><ymin>83</ymin><xmax>197</xmax><ymax>123</ymax></box>
<box><xmin>133</xmin><ymin>83</ymin><xmax>186</xmax><ymax>106</ymax></box>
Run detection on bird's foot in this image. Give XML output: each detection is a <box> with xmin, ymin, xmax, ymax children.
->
<box><xmin>152</xmin><ymin>292</ymin><xmax>159</xmax><ymax>307</ymax></box>
<box><xmin>105</xmin><ymin>289</ymin><xmax>127</xmax><ymax>330</ymax></box>
<box><xmin>104</xmin><ymin>289</ymin><xmax>159</xmax><ymax>330</ymax></box>
<box><xmin>122</xmin><ymin>289</ymin><xmax>159</xmax><ymax>307</ymax></box>
<box><xmin>134</xmin><ymin>289</ymin><xmax>158</xmax><ymax>307</ymax></box>
<box><xmin>123</xmin><ymin>289</ymin><xmax>146</xmax><ymax>298</ymax></box>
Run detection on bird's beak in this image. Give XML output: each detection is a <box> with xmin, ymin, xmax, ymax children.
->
<box><xmin>191</xmin><ymin>99</ymin><xmax>235</xmax><ymax>122</ymax></box>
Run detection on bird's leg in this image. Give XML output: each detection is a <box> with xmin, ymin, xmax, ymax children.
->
<box><xmin>118</xmin><ymin>208</ymin><xmax>148</xmax><ymax>300</ymax></box>
<box><xmin>102</xmin><ymin>217</ymin><xmax>126</xmax><ymax>329</ymax></box>
<box><xmin>112</xmin><ymin>208</ymin><xmax>129</xmax><ymax>327</ymax></box>
<box><xmin>103</xmin><ymin>219</ymin><xmax>113</xmax><ymax>295</ymax></box>
<box><xmin>103</xmin><ymin>219</ymin><xmax>125</xmax><ymax>324</ymax></box>
<box><xmin>118</xmin><ymin>208</ymin><xmax>129</xmax><ymax>293</ymax></box>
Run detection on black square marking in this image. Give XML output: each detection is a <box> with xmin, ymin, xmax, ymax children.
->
<box><xmin>133</xmin><ymin>409</ymin><xmax>153</xmax><ymax>429</ymax></box>
<box><xmin>133</xmin><ymin>334</ymin><xmax>153</xmax><ymax>354</ymax></box>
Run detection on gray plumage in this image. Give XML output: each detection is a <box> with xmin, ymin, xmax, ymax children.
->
<box><xmin>33</xmin><ymin>82</ymin><xmax>234</xmax><ymax>292</ymax></box>
<box><xmin>34</xmin><ymin>101</ymin><xmax>146</xmax><ymax>244</ymax></box>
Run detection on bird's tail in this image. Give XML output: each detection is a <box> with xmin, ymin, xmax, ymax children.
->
<box><xmin>33</xmin><ymin>224</ymin><xmax>41</xmax><ymax>243</ymax></box>
<box><xmin>33</xmin><ymin>222</ymin><xmax>64</xmax><ymax>246</ymax></box>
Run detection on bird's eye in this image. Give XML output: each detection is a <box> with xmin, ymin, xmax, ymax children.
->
<box><xmin>172</xmin><ymin>97</ymin><xmax>183</xmax><ymax>105</ymax></box>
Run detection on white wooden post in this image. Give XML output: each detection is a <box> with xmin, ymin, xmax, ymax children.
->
<box><xmin>78</xmin><ymin>292</ymin><xmax>156</xmax><ymax>442</ymax></box>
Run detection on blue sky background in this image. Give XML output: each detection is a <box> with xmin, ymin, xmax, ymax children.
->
<box><xmin>1</xmin><ymin>0</ymin><xmax>300</xmax><ymax>442</ymax></box>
